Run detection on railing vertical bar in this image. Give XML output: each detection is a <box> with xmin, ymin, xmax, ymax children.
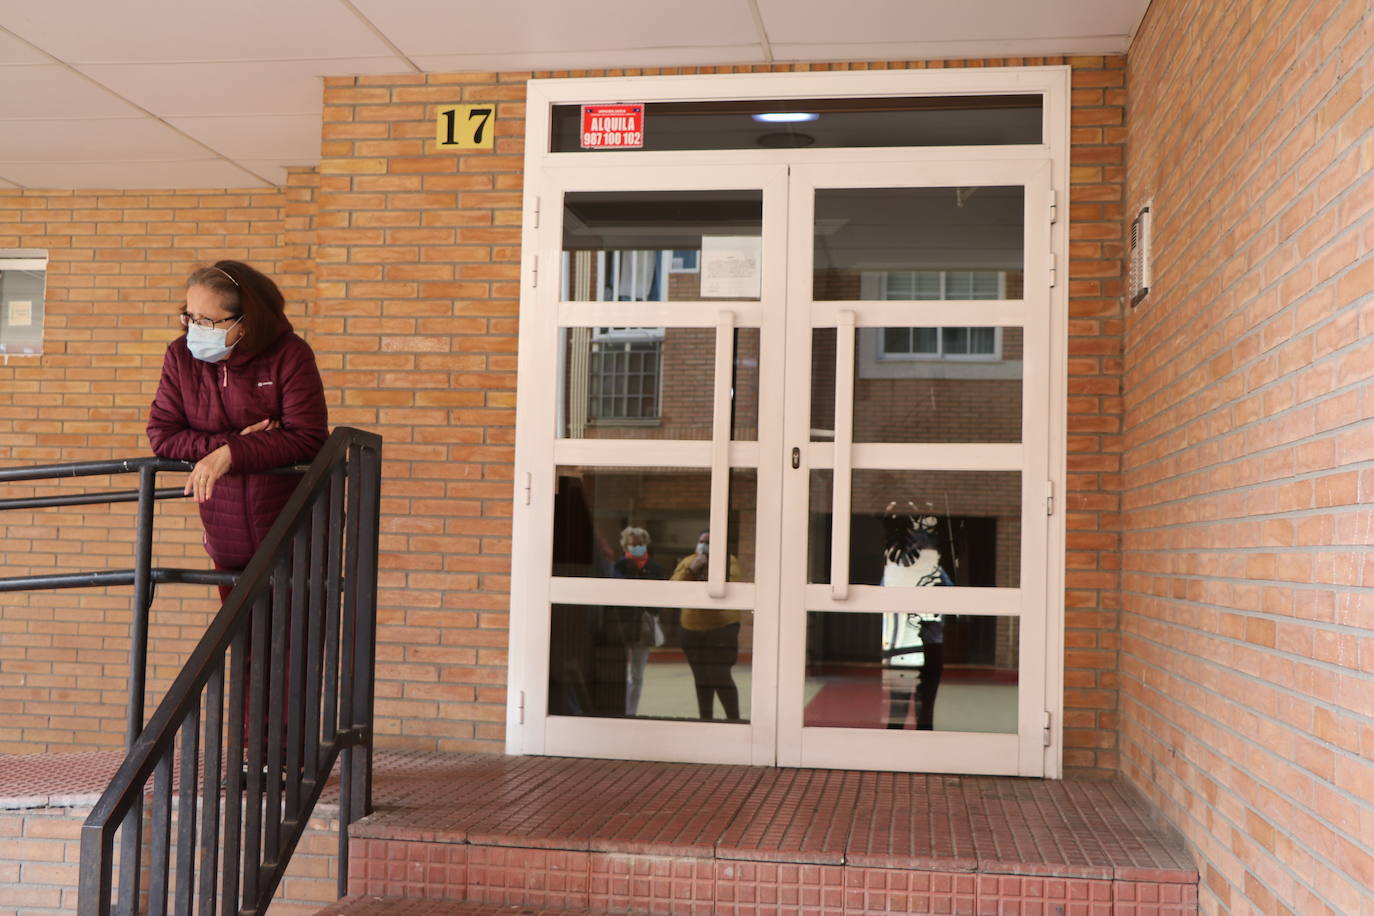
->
<box><xmin>174</xmin><ymin>702</ymin><xmax>200</xmax><ymax>916</ymax></box>
<box><xmin>339</xmin><ymin>450</ymin><xmax>362</xmax><ymax>744</ymax></box>
<box><xmin>322</xmin><ymin>465</ymin><xmax>345</xmax><ymax>744</ymax></box>
<box><xmin>350</xmin><ymin>443</ymin><xmax>382</xmax><ymax>819</ymax></box>
<box><xmin>242</xmin><ymin>593</ymin><xmax>269</xmax><ymax>908</ymax></box>
<box><xmin>222</xmin><ymin>627</ymin><xmax>248</xmax><ymax>916</ymax></box>
<box><xmin>285</xmin><ymin>524</ymin><xmax>309</xmax><ymax>822</ymax></box>
<box><xmin>264</xmin><ymin>555</ymin><xmax>290</xmax><ymax>869</ymax></box>
<box><xmin>336</xmin><ymin>450</ymin><xmax>365</xmax><ymax>898</ymax></box>
<box><xmin>199</xmin><ymin>660</ymin><xmax>225</xmax><ymax>916</ymax></box>
<box><xmin>114</xmin><ymin>465</ymin><xmax>158</xmax><ymax>916</ymax></box>
<box><xmin>303</xmin><ymin>496</ymin><xmax>327</xmax><ymax>782</ymax></box>
<box><xmin>127</xmin><ymin>465</ymin><xmax>158</xmax><ymax>748</ymax></box>
<box><xmin>77</xmin><ymin>821</ymin><xmax>113</xmax><ymax>916</ymax></box>
<box><xmin>337</xmin><ymin>747</ymin><xmax>352</xmax><ymax>900</ymax></box>
<box><xmin>148</xmin><ymin>748</ymin><xmax>173</xmax><ymax>916</ymax></box>
<box><xmin>116</xmin><ymin>800</ymin><xmax>142</xmax><ymax>916</ymax></box>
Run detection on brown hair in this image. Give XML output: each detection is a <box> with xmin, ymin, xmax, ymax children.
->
<box><xmin>185</xmin><ymin>260</ymin><xmax>286</xmax><ymax>358</ymax></box>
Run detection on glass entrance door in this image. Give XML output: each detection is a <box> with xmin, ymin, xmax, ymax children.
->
<box><xmin>514</xmin><ymin>164</ymin><xmax>788</xmax><ymax>765</ymax></box>
<box><xmin>513</xmin><ymin>158</ymin><xmax>1055</xmax><ymax>775</ymax></box>
<box><xmin>778</xmin><ymin>160</ymin><xmax>1053</xmax><ymax>776</ymax></box>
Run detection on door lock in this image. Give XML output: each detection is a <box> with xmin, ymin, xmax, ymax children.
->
<box><xmin>791</xmin><ymin>447</ymin><xmax>800</xmax><ymax>469</ymax></box>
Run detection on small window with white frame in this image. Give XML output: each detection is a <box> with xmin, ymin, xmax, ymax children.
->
<box><xmin>0</xmin><ymin>250</ymin><xmax>48</xmax><ymax>357</ymax></box>
<box><xmin>864</xmin><ymin>269</ymin><xmax>1004</xmax><ymax>361</ymax></box>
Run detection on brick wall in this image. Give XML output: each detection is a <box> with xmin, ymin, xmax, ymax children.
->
<box><xmin>0</xmin><ymin>804</ymin><xmax>341</xmax><ymax>915</ymax></box>
<box><xmin>1</xmin><ymin>57</ymin><xmax>1126</xmax><ymax>772</ymax></box>
<box><xmin>0</xmin><ymin>185</ymin><xmax>311</xmax><ymax>753</ymax></box>
<box><xmin>1122</xmin><ymin>0</ymin><xmax>1372</xmax><ymax>911</ymax></box>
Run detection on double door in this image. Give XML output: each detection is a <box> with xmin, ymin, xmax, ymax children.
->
<box><xmin>511</xmin><ymin>154</ymin><xmax>1058</xmax><ymax>776</ymax></box>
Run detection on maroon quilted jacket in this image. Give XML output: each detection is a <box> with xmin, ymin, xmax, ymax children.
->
<box><xmin>147</xmin><ymin>319</ymin><xmax>328</xmax><ymax>570</ymax></box>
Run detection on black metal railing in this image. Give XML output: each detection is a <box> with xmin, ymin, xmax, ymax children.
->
<box><xmin>0</xmin><ymin>456</ymin><xmax>247</xmax><ymax>751</ymax></box>
<box><xmin>0</xmin><ymin>427</ymin><xmax>382</xmax><ymax>914</ymax></box>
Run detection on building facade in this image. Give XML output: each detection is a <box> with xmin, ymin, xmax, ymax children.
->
<box><xmin>0</xmin><ymin>0</ymin><xmax>1370</xmax><ymax>910</ymax></box>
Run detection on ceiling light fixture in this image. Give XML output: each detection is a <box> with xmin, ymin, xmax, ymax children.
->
<box><xmin>751</xmin><ymin>112</ymin><xmax>819</xmax><ymax>123</ymax></box>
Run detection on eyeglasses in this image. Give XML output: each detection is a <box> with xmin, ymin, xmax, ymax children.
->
<box><xmin>179</xmin><ymin>311</ymin><xmax>241</xmax><ymax>330</ymax></box>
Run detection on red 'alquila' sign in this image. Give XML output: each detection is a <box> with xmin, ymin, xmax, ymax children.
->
<box><xmin>580</xmin><ymin>104</ymin><xmax>644</xmax><ymax>149</ymax></box>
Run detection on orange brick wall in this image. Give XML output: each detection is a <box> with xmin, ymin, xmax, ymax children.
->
<box><xmin>1122</xmin><ymin>0</ymin><xmax>1372</xmax><ymax>912</ymax></box>
<box><xmin>1</xmin><ymin>58</ymin><xmax>1127</xmax><ymax>773</ymax></box>
<box><xmin>0</xmin><ymin>184</ymin><xmax>314</xmax><ymax>753</ymax></box>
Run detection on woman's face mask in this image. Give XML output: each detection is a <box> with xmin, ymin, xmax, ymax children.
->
<box><xmin>186</xmin><ymin>317</ymin><xmax>242</xmax><ymax>363</ymax></box>
<box><xmin>628</xmin><ymin>545</ymin><xmax>647</xmax><ymax>558</ymax></box>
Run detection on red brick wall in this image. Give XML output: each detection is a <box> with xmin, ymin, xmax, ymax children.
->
<box><xmin>1122</xmin><ymin>0</ymin><xmax>1372</xmax><ymax>911</ymax></box>
<box><xmin>0</xmin><ymin>183</ymin><xmax>312</xmax><ymax>753</ymax></box>
<box><xmin>1</xmin><ymin>58</ymin><xmax>1126</xmax><ymax>772</ymax></box>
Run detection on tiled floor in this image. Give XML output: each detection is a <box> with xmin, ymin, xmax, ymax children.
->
<box><xmin>1</xmin><ymin>749</ymin><xmax>1199</xmax><ymax>914</ymax></box>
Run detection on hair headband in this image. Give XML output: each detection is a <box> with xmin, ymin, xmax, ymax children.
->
<box><xmin>212</xmin><ymin>265</ymin><xmax>239</xmax><ymax>287</ymax></box>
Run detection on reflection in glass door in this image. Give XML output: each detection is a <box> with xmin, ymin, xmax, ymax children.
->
<box><xmin>779</xmin><ymin>161</ymin><xmax>1053</xmax><ymax>775</ymax></box>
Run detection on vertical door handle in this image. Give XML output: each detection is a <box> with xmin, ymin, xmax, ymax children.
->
<box><xmin>791</xmin><ymin>447</ymin><xmax>800</xmax><ymax>469</ymax></box>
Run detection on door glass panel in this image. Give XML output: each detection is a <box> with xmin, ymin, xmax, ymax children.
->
<box><xmin>559</xmin><ymin>327</ymin><xmax>761</xmax><ymax>440</ymax></box>
<box><xmin>549</xmin><ymin>604</ymin><xmax>754</xmax><ymax>722</ymax></box>
<box><xmin>562</xmin><ymin>191</ymin><xmax>763</xmax><ymax>302</ymax></box>
<box><xmin>553</xmin><ymin>467</ymin><xmax>757</xmax><ymax>582</ymax></box>
<box><xmin>550</xmin><ymin>95</ymin><xmax>1042</xmax><ymax>152</ymax></box>
<box><xmin>807</xmin><ymin>469</ymin><xmax>1020</xmax><ymax>587</ymax></box>
<box><xmin>810</xmin><ymin>327</ymin><xmax>1023</xmax><ymax>443</ymax></box>
<box><xmin>803</xmin><ymin>611</ymin><xmax>1018</xmax><ymax>732</ymax></box>
<box><xmin>812</xmin><ymin>187</ymin><xmax>1024</xmax><ymax>300</ymax></box>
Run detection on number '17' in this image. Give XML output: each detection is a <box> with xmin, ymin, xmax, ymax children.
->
<box><xmin>440</xmin><ymin>106</ymin><xmax>494</xmax><ymax>146</ymax></box>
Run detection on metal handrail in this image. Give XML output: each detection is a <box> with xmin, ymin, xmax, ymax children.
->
<box><xmin>0</xmin><ymin>457</ymin><xmax>306</xmax><ymax>747</ymax></box>
<box><xmin>69</xmin><ymin>427</ymin><xmax>381</xmax><ymax>915</ymax></box>
<box><xmin>0</xmin><ymin>428</ymin><xmax>382</xmax><ymax>914</ymax></box>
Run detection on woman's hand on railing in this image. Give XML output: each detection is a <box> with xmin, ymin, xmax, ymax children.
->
<box><xmin>185</xmin><ymin>446</ymin><xmax>233</xmax><ymax>503</ymax></box>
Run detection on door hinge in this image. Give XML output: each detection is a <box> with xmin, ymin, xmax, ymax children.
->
<box><xmin>533</xmin><ymin>195</ymin><xmax>541</xmax><ymax>229</ymax></box>
<box><xmin>531</xmin><ymin>254</ymin><xmax>539</xmax><ymax>288</ymax></box>
<box><xmin>1047</xmin><ymin>253</ymin><xmax>1057</xmax><ymax>288</ymax></box>
<box><xmin>1048</xmin><ymin>188</ymin><xmax>1058</xmax><ymax>225</ymax></box>
<box><xmin>518</xmin><ymin>690</ymin><xmax>526</xmax><ymax>725</ymax></box>
<box><xmin>1042</xmin><ymin>710</ymin><xmax>1053</xmax><ymax>747</ymax></box>
<box><xmin>1046</xmin><ymin>479</ymin><xmax>1055</xmax><ymax>516</ymax></box>
<box><xmin>523</xmin><ymin>471</ymin><xmax>532</xmax><ymax>506</ymax></box>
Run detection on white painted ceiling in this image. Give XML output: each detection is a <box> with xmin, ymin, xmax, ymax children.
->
<box><xmin>0</xmin><ymin>0</ymin><xmax>1149</xmax><ymax>190</ymax></box>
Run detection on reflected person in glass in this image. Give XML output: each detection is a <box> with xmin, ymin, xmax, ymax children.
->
<box><xmin>879</xmin><ymin>509</ymin><xmax>948</xmax><ymax>730</ymax></box>
<box><xmin>609</xmin><ymin>526</ymin><xmax>668</xmax><ymax>716</ymax></box>
<box><xmin>670</xmin><ymin>531</ymin><xmax>744</xmax><ymax>721</ymax></box>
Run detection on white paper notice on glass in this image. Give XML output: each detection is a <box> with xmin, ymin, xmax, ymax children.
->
<box><xmin>7</xmin><ymin>301</ymin><xmax>32</xmax><ymax>327</ymax></box>
<box><xmin>700</xmin><ymin>236</ymin><xmax>762</xmax><ymax>299</ymax></box>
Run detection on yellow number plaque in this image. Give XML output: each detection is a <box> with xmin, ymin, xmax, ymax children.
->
<box><xmin>436</xmin><ymin>104</ymin><xmax>495</xmax><ymax>149</ymax></box>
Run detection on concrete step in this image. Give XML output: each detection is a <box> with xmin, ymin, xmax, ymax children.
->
<box><xmin>320</xmin><ymin>898</ymin><xmax>598</xmax><ymax>916</ymax></box>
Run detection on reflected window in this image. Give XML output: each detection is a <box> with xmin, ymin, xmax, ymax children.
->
<box><xmin>880</xmin><ymin>326</ymin><xmax>999</xmax><ymax>360</ymax></box>
<box><xmin>588</xmin><ymin>328</ymin><xmax>662</xmax><ymax>421</ymax></box>
<box><xmin>561</xmin><ymin>327</ymin><xmax>761</xmax><ymax>441</ymax></box>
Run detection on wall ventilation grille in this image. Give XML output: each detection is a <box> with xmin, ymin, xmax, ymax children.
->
<box><xmin>1129</xmin><ymin>204</ymin><xmax>1152</xmax><ymax>307</ymax></box>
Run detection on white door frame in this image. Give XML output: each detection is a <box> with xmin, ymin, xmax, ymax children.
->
<box><xmin>510</xmin><ymin>66</ymin><xmax>1070</xmax><ymax>777</ymax></box>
